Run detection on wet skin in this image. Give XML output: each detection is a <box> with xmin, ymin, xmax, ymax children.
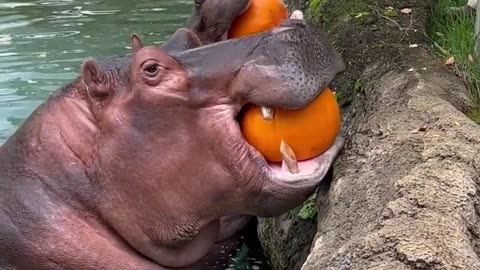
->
<box><xmin>185</xmin><ymin>0</ymin><xmax>251</xmax><ymax>44</ymax></box>
<box><xmin>0</xmin><ymin>5</ymin><xmax>345</xmax><ymax>270</ymax></box>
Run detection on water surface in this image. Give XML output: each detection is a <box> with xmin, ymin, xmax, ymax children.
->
<box><xmin>0</xmin><ymin>0</ymin><xmax>192</xmax><ymax>143</ymax></box>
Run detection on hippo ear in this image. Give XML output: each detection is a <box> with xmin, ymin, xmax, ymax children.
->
<box><xmin>81</xmin><ymin>58</ymin><xmax>110</xmax><ymax>99</ymax></box>
<box><xmin>130</xmin><ymin>33</ymin><xmax>143</xmax><ymax>53</ymax></box>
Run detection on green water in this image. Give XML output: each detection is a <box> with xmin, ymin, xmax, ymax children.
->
<box><xmin>0</xmin><ymin>0</ymin><xmax>193</xmax><ymax>143</ymax></box>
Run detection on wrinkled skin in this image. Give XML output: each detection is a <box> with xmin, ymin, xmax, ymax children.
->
<box><xmin>163</xmin><ymin>0</ymin><xmax>254</xmax><ymax>248</ymax></box>
<box><xmin>161</xmin><ymin>28</ymin><xmax>203</xmax><ymax>53</ymax></box>
<box><xmin>185</xmin><ymin>0</ymin><xmax>251</xmax><ymax>44</ymax></box>
<box><xmin>0</xmin><ymin>6</ymin><xmax>345</xmax><ymax>270</ymax></box>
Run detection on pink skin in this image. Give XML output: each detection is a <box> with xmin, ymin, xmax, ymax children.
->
<box><xmin>81</xmin><ymin>27</ymin><xmax>343</xmax><ymax>267</ymax></box>
<box><xmin>0</xmin><ymin>13</ymin><xmax>344</xmax><ymax>270</ymax></box>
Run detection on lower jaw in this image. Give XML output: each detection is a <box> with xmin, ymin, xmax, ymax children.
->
<box><xmin>232</xmin><ymin>127</ymin><xmax>322</xmax><ymax>177</ymax></box>
<box><xmin>267</xmin><ymin>158</ymin><xmax>321</xmax><ymax>175</ymax></box>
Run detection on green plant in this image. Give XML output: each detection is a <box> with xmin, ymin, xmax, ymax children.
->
<box><xmin>354</xmin><ymin>79</ymin><xmax>363</xmax><ymax>94</ymax></box>
<box><xmin>297</xmin><ymin>197</ymin><xmax>317</xmax><ymax>220</ymax></box>
<box><xmin>428</xmin><ymin>0</ymin><xmax>480</xmax><ymax>107</ymax></box>
<box><xmin>229</xmin><ymin>243</ymin><xmax>251</xmax><ymax>270</ymax></box>
<box><xmin>468</xmin><ymin>109</ymin><xmax>480</xmax><ymax>124</ymax></box>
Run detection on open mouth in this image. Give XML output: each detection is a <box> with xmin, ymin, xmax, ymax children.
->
<box><xmin>233</xmin><ymin>102</ymin><xmax>334</xmax><ymax>182</ymax></box>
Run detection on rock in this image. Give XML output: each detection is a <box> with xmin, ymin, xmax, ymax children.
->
<box><xmin>258</xmin><ymin>178</ymin><xmax>332</xmax><ymax>270</ymax></box>
<box><xmin>303</xmin><ymin>51</ymin><xmax>480</xmax><ymax>269</ymax></box>
<box><xmin>258</xmin><ymin>202</ymin><xmax>317</xmax><ymax>270</ymax></box>
<box><xmin>258</xmin><ymin>0</ymin><xmax>480</xmax><ymax>269</ymax></box>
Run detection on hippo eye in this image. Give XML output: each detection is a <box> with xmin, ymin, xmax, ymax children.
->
<box><xmin>143</xmin><ymin>62</ymin><xmax>161</xmax><ymax>77</ymax></box>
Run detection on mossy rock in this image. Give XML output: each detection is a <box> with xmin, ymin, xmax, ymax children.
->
<box><xmin>257</xmin><ymin>169</ymin><xmax>333</xmax><ymax>270</ymax></box>
<box><xmin>255</xmin><ymin>0</ymin><xmax>479</xmax><ymax>269</ymax></box>
<box><xmin>468</xmin><ymin>109</ymin><xmax>480</xmax><ymax>124</ymax></box>
<box><xmin>257</xmin><ymin>199</ymin><xmax>317</xmax><ymax>270</ymax></box>
<box><xmin>303</xmin><ymin>0</ymin><xmax>434</xmax><ymax>111</ymax></box>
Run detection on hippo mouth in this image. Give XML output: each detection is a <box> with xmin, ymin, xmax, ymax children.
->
<box><xmin>232</xmin><ymin>98</ymin><xmax>340</xmax><ymax>184</ymax></box>
<box><xmin>187</xmin><ymin>8</ymin><xmax>344</xmax><ymax>185</ymax></box>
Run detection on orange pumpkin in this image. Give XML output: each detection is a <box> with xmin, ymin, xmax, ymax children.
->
<box><xmin>240</xmin><ymin>88</ymin><xmax>341</xmax><ymax>162</ymax></box>
<box><xmin>228</xmin><ymin>0</ymin><xmax>288</xmax><ymax>39</ymax></box>
<box><xmin>231</xmin><ymin>0</ymin><xmax>341</xmax><ymax>162</ymax></box>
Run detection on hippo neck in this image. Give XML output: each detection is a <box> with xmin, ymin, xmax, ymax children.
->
<box><xmin>1</xmin><ymin>79</ymin><xmax>100</xmax><ymax>211</ymax></box>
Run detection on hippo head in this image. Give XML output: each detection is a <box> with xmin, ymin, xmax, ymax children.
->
<box><xmin>80</xmin><ymin>17</ymin><xmax>344</xmax><ymax>268</ymax></box>
<box><xmin>185</xmin><ymin>0</ymin><xmax>251</xmax><ymax>44</ymax></box>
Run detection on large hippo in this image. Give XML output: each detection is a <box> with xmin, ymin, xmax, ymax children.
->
<box><xmin>0</xmin><ymin>6</ymin><xmax>345</xmax><ymax>270</ymax></box>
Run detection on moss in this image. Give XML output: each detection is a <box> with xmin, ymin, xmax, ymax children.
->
<box><xmin>468</xmin><ymin>109</ymin><xmax>480</xmax><ymax>124</ymax></box>
<box><xmin>308</xmin><ymin>0</ymin><xmax>323</xmax><ymax>13</ymax></box>
<box><xmin>335</xmin><ymin>91</ymin><xmax>343</xmax><ymax>102</ymax></box>
<box><xmin>382</xmin><ymin>6</ymin><xmax>398</xmax><ymax>17</ymax></box>
<box><xmin>306</xmin><ymin>0</ymin><xmax>320</xmax><ymax>19</ymax></box>
<box><xmin>306</xmin><ymin>0</ymin><xmax>371</xmax><ymax>26</ymax></box>
<box><xmin>354</xmin><ymin>79</ymin><xmax>363</xmax><ymax>94</ymax></box>
<box><xmin>352</xmin><ymin>11</ymin><xmax>374</xmax><ymax>24</ymax></box>
<box><xmin>297</xmin><ymin>195</ymin><xmax>317</xmax><ymax>220</ymax></box>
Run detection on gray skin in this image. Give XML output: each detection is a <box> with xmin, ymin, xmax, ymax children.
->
<box><xmin>161</xmin><ymin>28</ymin><xmax>203</xmax><ymax>53</ymax></box>
<box><xmin>0</xmin><ymin>12</ymin><xmax>345</xmax><ymax>270</ymax></box>
<box><xmin>185</xmin><ymin>0</ymin><xmax>251</xmax><ymax>44</ymax></box>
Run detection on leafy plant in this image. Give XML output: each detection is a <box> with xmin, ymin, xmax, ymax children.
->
<box><xmin>297</xmin><ymin>197</ymin><xmax>317</xmax><ymax>220</ymax></box>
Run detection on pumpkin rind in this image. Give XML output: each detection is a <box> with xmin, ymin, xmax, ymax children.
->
<box><xmin>228</xmin><ymin>0</ymin><xmax>288</xmax><ymax>39</ymax></box>
<box><xmin>241</xmin><ymin>89</ymin><xmax>341</xmax><ymax>162</ymax></box>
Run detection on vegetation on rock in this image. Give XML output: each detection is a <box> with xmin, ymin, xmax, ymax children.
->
<box><xmin>469</xmin><ymin>108</ymin><xmax>480</xmax><ymax>123</ymax></box>
<box><xmin>297</xmin><ymin>195</ymin><xmax>317</xmax><ymax>220</ymax></box>
<box><xmin>260</xmin><ymin>0</ymin><xmax>480</xmax><ymax>269</ymax></box>
<box><xmin>427</xmin><ymin>0</ymin><xmax>480</xmax><ymax>114</ymax></box>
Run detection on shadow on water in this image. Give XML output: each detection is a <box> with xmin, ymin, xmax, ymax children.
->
<box><xmin>0</xmin><ymin>1</ymin><xmax>271</xmax><ymax>269</ymax></box>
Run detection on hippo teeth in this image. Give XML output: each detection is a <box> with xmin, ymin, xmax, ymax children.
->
<box><xmin>280</xmin><ymin>140</ymin><xmax>300</xmax><ymax>174</ymax></box>
<box><xmin>290</xmin><ymin>10</ymin><xmax>304</xmax><ymax>20</ymax></box>
<box><xmin>261</xmin><ymin>106</ymin><xmax>275</xmax><ymax>120</ymax></box>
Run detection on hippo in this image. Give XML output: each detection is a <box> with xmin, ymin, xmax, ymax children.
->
<box><xmin>0</xmin><ymin>6</ymin><xmax>345</xmax><ymax>270</ymax></box>
<box><xmin>185</xmin><ymin>0</ymin><xmax>251</xmax><ymax>44</ymax></box>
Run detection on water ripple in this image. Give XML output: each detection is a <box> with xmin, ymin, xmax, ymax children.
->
<box><xmin>0</xmin><ymin>0</ymin><xmax>193</xmax><ymax>144</ymax></box>
<box><xmin>0</xmin><ymin>3</ymin><xmax>35</xmax><ymax>8</ymax></box>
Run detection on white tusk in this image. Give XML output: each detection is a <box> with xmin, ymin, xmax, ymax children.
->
<box><xmin>290</xmin><ymin>10</ymin><xmax>304</xmax><ymax>20</ymax></box>
<box><xmin>261</xmin><ymin>106</ymin><xmax>275</xmax><ymax>120</ymax></box>
<box><xmin>280</xmin><ymin>140</ymin><xmax>300</xmax><ymax>174</ymax></box>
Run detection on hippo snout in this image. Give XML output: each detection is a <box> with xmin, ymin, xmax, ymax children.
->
<box><xmin>177</xmin><ymin>18</ymin><xmax>344</xmax><ymax>111</ymax></box>
<box><xmin>233</xmin><ymin>18</ymin><xmax>345</xmax><ymax>110</ymax></box>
